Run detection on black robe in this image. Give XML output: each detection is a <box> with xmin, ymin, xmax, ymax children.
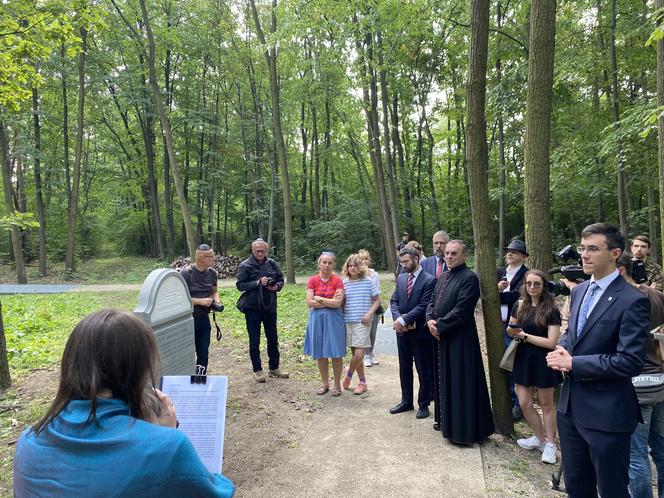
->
<box><xmin>426</xmin><ymin>263</ymin><xmax>495</xmax><ymax>444</ymax></box>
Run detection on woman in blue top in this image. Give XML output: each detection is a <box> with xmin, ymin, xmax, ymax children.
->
<box><xmin>13</xmin><ymin>309</ymin><xmax>235</xmax><ymax>498</ymax></box>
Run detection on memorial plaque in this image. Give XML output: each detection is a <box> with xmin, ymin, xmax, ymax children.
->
<box><xmin>135</xmin><ymin>269</ymin><xmax>195</xmax><ymax>376</ymax></box>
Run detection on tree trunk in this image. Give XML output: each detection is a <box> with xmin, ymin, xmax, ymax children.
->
<box><xmin>392</xmin><ymin>94</ymin><xmax>413</xmax><ymax>235</ymax></box>
<box><xmin>610</xmin><ymin>0</ymin><xmax>628</xmax><ymax>236</ymax></box>
<box><xmin>0</xmin><ymin>122</ymin><xmax>27</xmax><ymax>283</ymax></box>
<box><xmin>523</xmin><ymin>0</ymin><xmax>556</xmax><ymax>272</ymax></box>
<box><xmin>465</xmin><ymin>0</ymin><xmax>513</xmax><ymax>436</ymax></box>
<box><xmin>65</xmin><ymin>26</ymin><xmax>87</xmax><ymax>273</ymax></box>
<box><xmin>139</xmin><ymin>0</ymin><xmax>197</xmax><ymax>258</ymax></box>
<box><xmin>249</xmin><ymin>0</ymin><xmax>295</xmax><ymax>283</ymax></box>
<box><xmin>496</xmin><ymin>2</ymin><xmax>506</xmax><ymax>263</ymax></box>
<box><xmin>61</xmin><ymin>43</ymin><xmax>71</xmax><ymax>204</ymax></box>
<box><xmin>657</xmin><ymin>0</ymin><xmax>664</xmax><ymax>266</ymax></box>
<box><xmin>32</xmin><ymin>88</ymin><xmax>47</xmax><ymax>275</ymax></box>
<box><xmin>300</xmin><ymin>101</ymin><xmax>308</xmax><ymax>230</ymax></box>
<box><xmin>376</xmin><ymin>29</ymin><xmax>400</xmax><ymax>244</ymax></box>
<box><xmin>0</xmin><ymin>303</ymin><xmax>11</xmax><ymax>388</ymax></box>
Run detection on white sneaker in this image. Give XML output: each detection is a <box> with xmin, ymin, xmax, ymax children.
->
<box><xmin>516</xmin><ymin>435</ymin><xmax>545</xmax><ymax>451</ymax></box>
<box><xmin>541</xmin><ymin>442</ymin><xmax>557</xmax><ymax>464</ymax></box>
<box><xmin>371</xmin><ymin>355</ymin><xmax>379</xmax><ymax>365</ymax></box>
<box><xmin>364</xmin><ymin>354</ymin><xmax>373</xmax><ymax>367</ymax></box>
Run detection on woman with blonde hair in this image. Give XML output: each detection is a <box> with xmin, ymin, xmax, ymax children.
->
<box><xmin>304</xmin><ymin>251</ymin><xmax>346</xmax><ymax>396</ymax></box>
<box><xmin>357</xmin><ymin>249</ymin><xmax>382</xmax><ymax>367</ymax></box>
<box><xmin>341</xmin><ymin>253</ymin><xmax>380</xmax><ymax>394</ymax></box>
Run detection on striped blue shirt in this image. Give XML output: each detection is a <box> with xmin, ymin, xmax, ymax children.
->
<box><xmin>343</xmin><ymin>277</ymin><xmax>379</xmax><ymax>322</ymax></box>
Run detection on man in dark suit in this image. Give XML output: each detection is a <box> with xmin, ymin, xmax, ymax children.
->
<box><xmin>547</xmin><ymin>223</ymin><xmax>651</xmax><ymax>498</ymax></box>
<box><xmin>389</xmin><ymin>246</ymin><xmax>436</xmax><ymax>419</ymax></box>
<box><xmin>497</xmin><ymin>238</ymin><xmax>529</xmax><ymax>420</ymax></box>
<box><xmin>420</xmin><ymin>230</ymin><xmax>450</xmax><ymax>279</ymax></box>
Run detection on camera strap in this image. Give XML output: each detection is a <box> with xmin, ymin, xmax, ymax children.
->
<box><xmin>212</xmin><ymin>312</ymin><xmax>222</xmax><ymax>341</ymax></box>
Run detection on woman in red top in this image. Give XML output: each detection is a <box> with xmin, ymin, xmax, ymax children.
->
<box><xmin>304</xmin><ymin>252</ymin><xmax>346</xmax><ymax>396</ymax></box>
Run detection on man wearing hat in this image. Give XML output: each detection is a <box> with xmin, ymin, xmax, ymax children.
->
<box><xmin>497</xmin><ymin>238</ymin><xmax>529</xmax><ymax>420</ymax></box>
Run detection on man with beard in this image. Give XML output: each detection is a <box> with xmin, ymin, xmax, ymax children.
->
<box><xmin>421</xmin><ymin>231</ymin><xmax>451</xmax><ymax>279</ymax></box>
<box><xmin>425</xmin><ymin>240</ymin><xmax>494</xmax><ymax>444</ymax></box>
<box><xmin>389</xmin><ymin>246</ymin><xmax>436</xmax><ymax>419</ymax></box>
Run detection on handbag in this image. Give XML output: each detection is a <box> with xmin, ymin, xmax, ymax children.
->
<box><xmin>500</xmin><ymin>339</ymin><xmax>520</xmax><ymax>372</ymax></box>
<box><xmin>236</xmin><ymin>292</ymin><xmax>248</xmax><ymax>313</ymax></box>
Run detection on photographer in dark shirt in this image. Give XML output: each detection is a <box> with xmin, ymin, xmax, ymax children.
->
<box><xmin>236</xmin><ymin>238</ymin><xmax>289</xmax><ymax>383</ymax></box>
<box><xmin>181</xmin><ymin>244</ymin><xmax>221</xmax><ymax>371</ymax></box>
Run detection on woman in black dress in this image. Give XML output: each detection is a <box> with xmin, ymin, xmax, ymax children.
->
<box><xmin>507</xmin><ymin>269</ymin><xmax>562</xmax><ymax>465</ymax></box>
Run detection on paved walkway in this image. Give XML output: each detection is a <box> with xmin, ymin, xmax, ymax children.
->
<box><xmin>244</xmin><ymin>358</ymin><xmax>487</xmax><ymax>497</ymax></box>
<box><xmin>238</xmin><ymin>311</ymin><xmax>488</xmax><ymax>497</ymax></box>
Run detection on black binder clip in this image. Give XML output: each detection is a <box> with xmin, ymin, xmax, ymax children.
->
<box><xmin>191</xmin><ymin>365</ymin><xmax>207</xmax><ymax>384</ymax></box>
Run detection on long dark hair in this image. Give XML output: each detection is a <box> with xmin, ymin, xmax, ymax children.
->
<box><xmin>32</xmin><ymin>309</ymin><xmax>160</xmax><ymax>434</ymax></box>
<box><xmin>516</xmin><ymin>270</ymin><xmax>558</xmax><ymax>330</ymax></box>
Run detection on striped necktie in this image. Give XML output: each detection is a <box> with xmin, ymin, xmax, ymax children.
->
<box><xmin>436</xmin><ymin>259</ymin><xmax>443</xmax><ymax>278</ymax></box>
<box><xmin>407</xmin><ymin>273</ymin><xmax>414</xmax><ymax>297</ymax></box>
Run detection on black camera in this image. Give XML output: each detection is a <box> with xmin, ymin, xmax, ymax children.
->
<box><xmin>632</xmin><ymin>259</ymin><xmax>648</xmax><ymax>284</ymax></box>
<box><xmin>547</xmin><ymin>245</ymin><xmax>590</xmax><ymax>296</ymax></box>
<box><xmin>210</xmin><ymin>301</ymin><xmax>224</xmax><ymax>312</ymax></box>
<box><xmin>266</xmin><ymin>277</ymin><xmax>276</xmax><ymax>287</ymax></box>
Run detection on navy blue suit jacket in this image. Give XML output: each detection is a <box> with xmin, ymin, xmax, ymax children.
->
<box><xmin>420</xmin><ymin>256</ymin><xmax>447</xmax><ymax>279</ymax></box>
<box><xmin>390</xmin><ymin>270</ymin><xmax>436</xmax><ymax>334</ymax></box>
<box><xmin>558</xmin><ymin>275</ymin><xmax>650</xmax><ymax>433</ymax></box>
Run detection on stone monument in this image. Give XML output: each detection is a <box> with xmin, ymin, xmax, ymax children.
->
<box><xmin>135</xmin><ymin>269</ymin><xmax>195</xmax><ymax>376</ymax></box>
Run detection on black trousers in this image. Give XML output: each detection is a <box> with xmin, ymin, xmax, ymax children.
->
<box><xmin>396</xmin><ymin>330</ymin><xmax>434</xmax><ymax>408</ymax></box>
<box><xmin>558</xmin><ymin>410</ymin><xmax>631</xmax><ymax>498</ymax></box>
<box><xmin>245</xmin><ymin>309</ymin><xmax>280</xmax><ymax>372</ymax></box>
<box><xmin>193</xmin><ymin>315</ymin><xmax>211</xmax><ymax>370</ymax></box>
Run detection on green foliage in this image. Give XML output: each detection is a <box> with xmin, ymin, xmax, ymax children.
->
<box><xmin>2</xmin><ymin>291</ymin><xmax>138</xmax><ymax>372</ymax></box>
<box><xmin>0</xmin><ymin>212</ymin><xmax>39</xmax><ymax>231</ymax></box>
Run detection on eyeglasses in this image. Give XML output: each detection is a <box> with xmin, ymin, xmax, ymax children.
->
<box><xmin>526</xmin><ymin>281</ymin><xmax>543</xmax><ymax>288</ymax></box>
<box><xmin>576</xmin><ymin>245</ymin><xmax>605</xmax><ymax>254</ymax></box>
<box><xmin>445</xmin><ymin>251</ymin><xmax>458</xmax><ymax>256</ymax></box>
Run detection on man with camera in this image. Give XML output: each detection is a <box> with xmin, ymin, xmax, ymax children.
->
<box><xmin>181</xmin><ymin>243</ymin><xmax>222</xmax><ymax>371</ymax></box>
<box><xmin>631</xmin><ymin>235</ymin><xmax>663</xmax><ymax>291</ymax></box>
<box><xmin>236</xmin><ymin>238</ymin><xmax>289</xmax><ymax>383</ymax></box>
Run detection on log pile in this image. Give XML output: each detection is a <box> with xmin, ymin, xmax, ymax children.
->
<box><xmin>170</xmin><ymin>255</ymin><xmax>242</xmax><ymax>279</ymax></box>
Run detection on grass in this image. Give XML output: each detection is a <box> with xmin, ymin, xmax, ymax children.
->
<box><xmin>0</xmin><ymin>257</ymin><xmax>169</xmax><ymax>284</ymax></box>
<box><xmin>0</xmin><ymin>275</ymin><xmax>396</xmax><ymax>494</ymax></box>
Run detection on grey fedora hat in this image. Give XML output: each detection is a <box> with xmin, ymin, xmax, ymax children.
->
<box><xmin>504</xmin><ymin>239</ymin><xmax>528</xmax><ymax>257</ymax></box>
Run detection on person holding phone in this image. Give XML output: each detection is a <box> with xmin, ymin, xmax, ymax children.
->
<box><xmin>507</xmin><ymin>270</ymin><xmax>562</xmax><ymax>464</ymax></box>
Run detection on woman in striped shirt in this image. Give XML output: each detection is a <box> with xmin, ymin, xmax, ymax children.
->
<box><xmin>341</xmin><ymin>254</ymin><xmax>381</xmax><ymax>395</ymax></box>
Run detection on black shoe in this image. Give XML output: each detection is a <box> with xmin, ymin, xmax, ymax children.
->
<box><xmin>512</xmin><ymin>405</ymin><xmax>523</xmax><ymax>421</ymax></box>
<box><xmin>389</xmin><ymin>402</ymin><xmax>414</xmax><ymax>415</ymax></box>
<box><xmin>416</xmin><ymin>406</ymin><xmax>430</xmax><ymax>419</ymax></box>
<box><xmin>433</xmin><ymin>422</ymin><xmax>440</xmax><ymax>431</ymax></box>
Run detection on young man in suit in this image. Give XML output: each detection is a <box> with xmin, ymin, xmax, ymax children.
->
<box><xmin>389</xmin><ymin>246</ymin><xmax>436</xmax><ymax>419</ymax></box>
<box><xmin>547</xmin><ymin>223</ymin><xmax>651</xmax><ymax>498</ymax></box>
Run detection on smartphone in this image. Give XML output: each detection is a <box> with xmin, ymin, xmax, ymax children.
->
<box><xmin>507</xmin><ymin>323</ymin><xmax>520</xmax><ymax>329</ymax></box>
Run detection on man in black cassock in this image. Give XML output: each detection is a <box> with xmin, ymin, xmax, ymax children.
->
<box><xmin>426</xmin><ymin>240</ymin><xmax>495</xmax><ymax>445</ymax></box>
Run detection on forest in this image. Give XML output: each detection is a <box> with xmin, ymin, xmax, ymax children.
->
<box><xmin>1</xmin><ymin>0</ymin><xmax>663</xmax><ymax>284</ymax></box>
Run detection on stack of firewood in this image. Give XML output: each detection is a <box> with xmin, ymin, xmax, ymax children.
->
<box><xmin>170</xmin><ymin>255</ymin><xmax>242</xmax><ymax>279</ymax></box>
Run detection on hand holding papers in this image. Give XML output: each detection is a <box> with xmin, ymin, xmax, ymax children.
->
<box><xmin>161</xmin><ymin>375</ymin><xmax>229</xmax><ymax>473</ymax></box>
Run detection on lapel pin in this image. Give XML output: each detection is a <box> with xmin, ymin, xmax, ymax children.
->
<box><xmin>608</xmin><ymin>297</ymin><xmax>613</xmax><ymax>301</ymax></box>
